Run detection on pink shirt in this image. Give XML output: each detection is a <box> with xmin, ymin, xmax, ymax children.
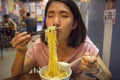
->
<box><xmin>26</xmin><ymin>37</ymin><xmax>99</xmax><ymax>75</ymax></box>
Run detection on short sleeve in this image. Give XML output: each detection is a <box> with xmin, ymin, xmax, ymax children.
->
<box><xmin>84</xmin><ymin>36</ymin><xmax>99</xmax><ymax>56</ymax></box>
<box><xmin>26</xmin><ymin>38</ymin><xmax>49</xmax><ymax>67</ymax></box>
<box><xmin>26</xmin><ymin>39</ymin><xmax>41</xmax><ymax>64</ymax></box>
<box><xmin>26</xmin><ymin>44</ymin><xmax>37</xmax><ymax>64</ymax></box>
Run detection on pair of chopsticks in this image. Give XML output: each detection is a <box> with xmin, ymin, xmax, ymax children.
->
<box><xmin>30</xmin><ymin>27</ymin><xmax>61</xmax><ymax>36</ymax></box>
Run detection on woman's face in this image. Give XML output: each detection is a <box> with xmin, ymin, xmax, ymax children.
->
<box><xmin>46</xmin><ymin>1</ymin><xmax>77</xmax><ymax>44</ymax></box>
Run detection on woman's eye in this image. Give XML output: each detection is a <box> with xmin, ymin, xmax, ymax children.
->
<box><xmin>47</xmin><ymin>15</ymin><xmax>53</xmax><ymax>18</ymax></box>
<box><xmin>47</xmin><ymin>14</ymin><xmax>54</xmax><ymax>18</ymax></box>
<box><xmin>61</xmin><ymin>15</ymin><xmax>68</xmax><ymax>18</ymax></box>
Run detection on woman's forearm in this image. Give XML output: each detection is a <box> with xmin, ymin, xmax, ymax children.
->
<box><xmin>95</xmin><ymin>65</ymin><xmax>112</xmax><ymax>80</ymax></box>
<box><xmin>95</xmin><ymin>56</ymin><xmax>112</xmax><ymax>80</ymax></box>
<box><xmin>11</xmin><ymin>51</ymin><xmax>26</xmax><ymax>77</ymax></box>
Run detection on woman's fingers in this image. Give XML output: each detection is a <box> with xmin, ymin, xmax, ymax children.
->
<box><xmin>80</xmin><ymin>56</ymin><xmax>98</xmax><ymax>72</ymax></box>
<box><xmin>15</xmin><ymin>32</ymin><xmax>19</xmax><ymax>36</ymax></box>
<box><xmin>14</xmin><ymin>35</ymin><xmax>31</xmax><ymax>47</ymax></box>
<box><xmin>15</xmin><ymin>39</ymin><xmax>30</xmax><ymax>50</ymax></box>
<box><xmin>82</xmin><ymin>56</ymin><xmax>97</xmax><ymax>64</ymax></box>
<box><xmin>11</xmin><ymin>32</ymin><xmax>31</xmax><ymax>48</ymax></box>
<box><xmin>80</xmin><ymin>64</ymin><xmax>91</xmax><ymax>71</ymax></box>
<box><xmin>12</xmin><ymin>32</ymin><xmax>28</xmax><ymax>43</ymax></box>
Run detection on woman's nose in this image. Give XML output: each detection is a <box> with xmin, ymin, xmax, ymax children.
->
<box><xmin>53</xmin><ymin>17</ymin><xmax>60</xmax><ymax>27</ymax></box>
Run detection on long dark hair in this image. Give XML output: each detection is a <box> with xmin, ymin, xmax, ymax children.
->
<box><xmin>40</xmin><ymin>0</ymin><xmax>86</xmax><ymax>48</ymax></box>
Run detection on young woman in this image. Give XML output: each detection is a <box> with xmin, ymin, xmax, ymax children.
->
<box><xmin>11</xmin><ymin>0</ymin><xmax>112</xmax><ymax>79</ymax></box>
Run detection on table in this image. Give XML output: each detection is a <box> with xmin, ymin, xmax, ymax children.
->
<box><xmin>0</xmin><ymin>26</ymin><xmax>4</xmax><ymax>58</ymax></box>
<box><xmin>4</xmin><ymin>73</ymin><xmax>41</xmax><ymax>80</ymax></box>
<box><xmin>4</xmin><ymin>72</ymin><xmax>91</xmax><ymax>80</ymax></box>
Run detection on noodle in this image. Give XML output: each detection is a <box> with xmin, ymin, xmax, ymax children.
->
<box><xmin>43</xmin><ymin>26</ymin><xmax>68</xmax><ymax>78</ymax></box>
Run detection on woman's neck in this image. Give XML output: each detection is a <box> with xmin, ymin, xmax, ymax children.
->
<box><xmin>57</xmin><ymin>42</ymin><xmax>74</xmax><ymax>61</ymax></box>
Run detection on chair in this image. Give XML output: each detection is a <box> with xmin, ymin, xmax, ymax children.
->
<box><xmin>0</xmin><ymin>24</ymin><xmax>14</xmax><ymax>58</ymax></box>
<box><xmin>0</xmin><ymin>40</ymin><xmax>3</xmax><ymax>58</ymax></box>
<box><xmin>3</xmin><ymin>27</ymin><xmax>15</xmax><ymax>48</ymax></box>
<box><xmin>0</xmin><ymin>24</ymin><xmax>4</xmax><ymax>58</ymax></box>
<box><xmin>4</xmin><ymin>35</ymin><xmax>13</xmax><ymax>48</ymax></box>
<box><xmin>0</xmin><ymin>29</ymin><xmax>4</xmax><ymax>58</ymax></box>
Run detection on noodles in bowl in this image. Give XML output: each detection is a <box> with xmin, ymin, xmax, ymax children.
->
<box><xmin>39</xmin><ymin>65</ymin><xmax>72</xmax><ymax>80</ymax></box>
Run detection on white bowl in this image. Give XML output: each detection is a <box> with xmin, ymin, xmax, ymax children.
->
<box><xmin>39</xmin><ymin>65</ymin><xmax>72</xmax><ymax>80</ymax></box>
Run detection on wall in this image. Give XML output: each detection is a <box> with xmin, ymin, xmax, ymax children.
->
<box><xmin>88</xmin><ymin>0</ymin><xmax>120</xmax><ymax>80</ymax></box>
<box><xmin>1</xmin><ymin>0</ymin><xmax>6</xmax><ymax>20</ymax></box>
<box><xmin>88</xmin><ymin>0</ymin><xmax>104</xmax><ymax>57</ymax></box>
<box><xmin>110</xmin><ymin>0</ymin><xmax>120</xmax><ymax>79</ymax></box>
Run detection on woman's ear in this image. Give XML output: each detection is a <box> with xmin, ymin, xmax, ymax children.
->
<box><xmin>72</xmin><ymin>21</ymin><xmax>78</xmax><ymax>30</ymax></box>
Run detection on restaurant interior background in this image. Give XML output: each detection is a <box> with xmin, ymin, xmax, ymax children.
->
<box><xmin>0</xmin><ymin>0</ymin><xmax>120</xmax><ymax>80</ymax></box>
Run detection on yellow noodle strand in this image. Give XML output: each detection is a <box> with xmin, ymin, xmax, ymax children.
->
<box><xmin>43</xmin><ymin>26</ymin><xmax>68</xmax><ymax>78</ymax></box>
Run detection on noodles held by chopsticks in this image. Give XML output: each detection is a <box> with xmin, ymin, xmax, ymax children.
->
<box><xmin>43</xmin><ymin>26</ymin><xmax>67</xmax><ymax>78</ymax></box>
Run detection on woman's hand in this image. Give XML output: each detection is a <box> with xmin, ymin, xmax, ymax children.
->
<box><xmin>11</xmin><ymin>32</ymin><xmax>32</xmax><ymax>53</ymax></box>
<box><xmin>80</xmin><ymin>52</ymin><xmax>99</xmax><ymax>75</ymax></box>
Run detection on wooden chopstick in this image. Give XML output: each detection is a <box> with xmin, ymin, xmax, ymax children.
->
<box><xmin>30</xmin><ymin>29</ymin><xmax>45</xmax><ymax>36</ymax></box>
<box><xmin>30</xmin><ymin>27</ymin><xmax>61</xmax><ymax>36</ymax></box>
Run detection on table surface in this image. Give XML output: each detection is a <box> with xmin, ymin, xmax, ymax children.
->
<box><xmin>4</xmin><ymin>73</ymin><xmax>41</xmax><ymax>80</ymax></box>
<box><xmin>3</xmin><ymin>72</ymin><xmax>87</xmax><ymax>80</ymax></box>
